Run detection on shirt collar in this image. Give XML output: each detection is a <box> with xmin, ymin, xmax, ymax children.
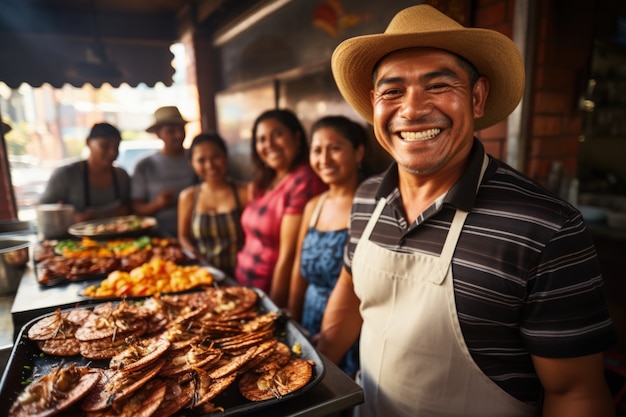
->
<box><xmin>375</xmin><ymin>138</ymin><xmax>487</xmax><ymax>212</ymax></box>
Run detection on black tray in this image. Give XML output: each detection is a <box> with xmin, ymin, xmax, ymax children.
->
<box><xmin>0</xmin><ymin>289</ymin><xmax>325</xmax><ymax>417</ymax></box>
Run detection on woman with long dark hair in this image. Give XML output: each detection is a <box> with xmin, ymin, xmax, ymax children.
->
<box><xmin>288</xmin><ymin>115</ymin><xmax>366</xmax><ymax>377</ymax></box>
<box><xmin>235</xmin><ymin>109</ymin><xmax>326</xmax><ymax>307</ymax></box>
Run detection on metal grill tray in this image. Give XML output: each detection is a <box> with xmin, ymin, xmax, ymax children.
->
<box><xmin>0</xmin><ymin>288</ymin><xmax>325</xmax><ymax>417</ymax></box>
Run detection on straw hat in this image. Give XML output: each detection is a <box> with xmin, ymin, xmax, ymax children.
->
<box><xmin>331</xmin><ymin>4</ymin><xmax>525</xmax><ymax>131</ymax></box>
<box><xmin>146</xmin><ymin>106</ymin><xmax>188</xmax><ymax>133</ymax></box>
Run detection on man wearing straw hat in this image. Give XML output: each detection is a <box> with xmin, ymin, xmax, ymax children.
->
<box><xmin>318</xmin><ymin>5</ymin><xmax>615</xmax><ymax>416</ymax></box>
<box><xmin>131</xmin><ymin>106</ymin><xmax>197</xmax><ymax>237</ymax></box>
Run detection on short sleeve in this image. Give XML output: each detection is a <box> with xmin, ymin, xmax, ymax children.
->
<box><xmin>521</xmin><ymin>214</ymin><xmax>616</xmax><ymax>357</ymax></box>
<box><xmin>39</xmin><ymin>166</ymin><xmax>71</xmax><ymax>205</ymax></box>
<box><xmin>283</xmin><ymin>166</ymin><xmax>326</xmax><ymax>216</ymax></box>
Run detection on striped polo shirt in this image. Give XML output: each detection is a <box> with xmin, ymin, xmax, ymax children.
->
<box><xmin>345</xmin><ymin>139</ymin><xmax>616</xmax><ymax>404</ymax></box>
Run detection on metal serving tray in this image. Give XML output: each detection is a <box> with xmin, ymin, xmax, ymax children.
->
<box><xmin>0</xmin><ymin>289</ymin><xmax>325</xmax><ymax>417</ymax></box>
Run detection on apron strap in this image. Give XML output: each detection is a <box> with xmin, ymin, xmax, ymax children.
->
<box><xmin>439</xmin><ymin>153</ymin><xmax>490</xmax><ymax>266</ymax></box>
<box><xmin>362</xmin><ymin>197</ymin><xmax>387</xmax><ymax>240</ymax></box>
<box><xmin>83</xmin><ymin>161</ymin><xmax>120</xmax><ymax>208</ymax></box>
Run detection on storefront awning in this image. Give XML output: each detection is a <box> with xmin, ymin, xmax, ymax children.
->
<box><xmin>0</xmin><ymin>0</ymin><xmax>183</xmax><ymax>88</ymax></box>
<box><xmin>0</xmin><ymin>34</ymin><xmax>176</xmax><ymax>88</ymax></box>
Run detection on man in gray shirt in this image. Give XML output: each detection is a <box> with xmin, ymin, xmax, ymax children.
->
<box><xmin>131</xmin><ymin>106</ymin><xmax>196</xmax><ymax>237</ymax></box>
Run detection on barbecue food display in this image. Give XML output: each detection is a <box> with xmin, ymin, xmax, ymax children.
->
<box><xmin>34</xmin><ymin>236</ymin><xmax>193</xmax><ymax>286</ymax></box>
<box><xmin>82</xmin><ymin>258</ymin><xmax>216</xmax><ymax>298</ymax></box>
<box><xmin>6</xmin><ymin>287</ymin><xmax>322</xmax><ymax>417</ymax></box>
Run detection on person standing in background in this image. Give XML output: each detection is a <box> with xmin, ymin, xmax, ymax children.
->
<box><xmin>235</xmin><ymin>109</ymin><xmax>326</xmax><ymax>307</ymax></box>
<box><xmin>178</xmin><ymin>132</ymin><xmax>248</xmax><ymax>277</ymax></box>
<box><xmin>132</xmin><ymin>106</ymin><xmax>197</xmax><ymax>237</ymax></box>
<box><xmin>39</xmin><ymin>122</ymin><xmax>131</xmax><ymax>222</ymax></box>
<box><xmin>288</xmin><ymin>115</ymin><xmax>365</xmax><ymax>377</ymax></box>
<box><xmin>318</xmin><ymin>5</ymin><xmax>616</xmax><ymax>416</ymax></box>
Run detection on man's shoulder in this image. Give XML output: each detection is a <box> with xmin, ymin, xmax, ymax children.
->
<box><xmin>482</xmin><ymin>158</ymin><xmax>580</xmax><ymax>220</ymax></box>
<box><xmin>133</xmin><ymin>153</ymin><xmax>161</xmax><ymax>172</ymax></box>
<box><xmin>355</xmin><ymin>173</ymin><xmax>385</xmax><ymax>199</ymax></box>
<box><xmin>52</xmin><ymin>160</ymin><xmax>82</xmax><ymax>177</ymax></box>
<box><xmin>113</xmin><ymin>166</ymin><xmax>131</xmax><ymax>181</ymax></box>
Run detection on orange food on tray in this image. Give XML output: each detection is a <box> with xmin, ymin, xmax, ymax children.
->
<box><xmin>83</xmin><ymin>258</ymin><xmax>214</xmax><ymax>297</ymax></box>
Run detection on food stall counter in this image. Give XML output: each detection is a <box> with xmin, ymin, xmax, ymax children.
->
<box><xmin>9</xmin><ymin>265</ymin><xmax>364</xmax><ymax>417</ymax></box>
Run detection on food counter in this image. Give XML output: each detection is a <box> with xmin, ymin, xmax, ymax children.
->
<box><xmin>7</xmin><ymin>244</ymin><xmax>364</xmax><ymax>417</ymax></box>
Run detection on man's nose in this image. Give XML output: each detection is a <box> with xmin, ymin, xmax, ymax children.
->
<box><xmin>398</xmin><ymin>88</ymin><xmax>432</xmax><ymax>119</ymax></box>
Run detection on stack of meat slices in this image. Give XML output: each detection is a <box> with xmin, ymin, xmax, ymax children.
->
<box><xmin>75</xmin><ymin>301</ymin><xmax>154</xmax><ymax>359</ymax></box>
<box><xmin>11</xmin><ymin>286</ymin><xmax>317</xmax><ymax>417</ymax></box>
<box><xmin>27</xmin><ymin>307</ymin><xmax>92</xmax><ymax>356</ymax></box>
<box><xmin>9</xmin><ymin>363</ymin><xmax>101</xmax><ymax>417</ymax></box>
<box><xmin>81</xmin><ymin>337</ymin><xmax>170</xmax><ymax>414</ymax></box>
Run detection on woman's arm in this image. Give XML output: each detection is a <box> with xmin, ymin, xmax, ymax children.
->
<box><xmin>533</xmin><ymin>353</ymin><xmax>614</xmax><ymax>417</ymax></box>
<box><xmin>132</xmin><ymin>190</ymin><xmax>175</xmax><ymax>216</ymax></box>
<box><xmin>287</xmin><ymin>197</ymin><xmax>318</xmax><ymax>323</ymax></box>
<box><xmin>177</xmin><ymin>186</ymin><xmax>197</xmax><ymax>258</ymax></box>
<box><xmin>269</xmin><ymin>213</ymin><xmax>304</xmax><ymax>308</ymax></box>
<box><xmin>236</xmin><ymin>182</ymin><xmax>250</xmax><ymax>207</ymax></box>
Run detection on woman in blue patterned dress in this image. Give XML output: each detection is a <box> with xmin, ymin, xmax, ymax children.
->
<box><xmin>288</xmin><ymin>115</ymin><xmax>366</xmax><ymax>377</ymax></box>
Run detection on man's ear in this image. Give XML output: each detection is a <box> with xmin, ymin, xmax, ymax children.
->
<box><xmin>472</xmin><ymin>76</ymin><xmax>489</xmax><ymax>119</ymax></box>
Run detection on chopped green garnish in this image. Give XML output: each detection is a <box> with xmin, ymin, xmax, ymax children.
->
<box><xmin>134</xmin><ymin>236</ymin><xmax>152</xmax><ymax>248</ymax></box>
<box><xmin>23</xmin><ymin>365</ymin><xmax>31</xmax><ymax>370</ymax></box>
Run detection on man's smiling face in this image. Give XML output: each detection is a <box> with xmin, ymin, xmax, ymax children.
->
<box><xmin>370</xmin><ymin>47</ymin><xmax>488</xmax><ymax>177</ymax></box>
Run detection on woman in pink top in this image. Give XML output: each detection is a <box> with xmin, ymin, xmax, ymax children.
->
<box><xmin>236</xmin><ymin>109</ymin><xmax>326</xmax><ymax>307</ymax></box>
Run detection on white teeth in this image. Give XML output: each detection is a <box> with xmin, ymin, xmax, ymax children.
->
<box><xmin>400</xmin><ymin>128</ymin><xmax>441</xmax><ymax>142</ymax></box>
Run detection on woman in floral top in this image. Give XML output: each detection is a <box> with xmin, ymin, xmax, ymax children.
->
<box><xmin>236</xmin><ymin>109</ymin><xmax>326</xmax><ymax>307</ymax></box>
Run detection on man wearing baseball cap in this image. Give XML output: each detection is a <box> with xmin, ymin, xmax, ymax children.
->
<box><xmin>318</xmin><ymin>5</ymin><xmax>615</xmax><ymax>416</ymax></box>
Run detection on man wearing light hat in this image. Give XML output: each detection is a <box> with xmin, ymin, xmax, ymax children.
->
<box><xmin>318</xmin><ymin>5</ymin><xmax>615</xmax><ymax>417</ymax></box>
<box><xmin>131</xmin><ymin>106</ymin><xmax>197</xmax><ymax>237</ymax></box>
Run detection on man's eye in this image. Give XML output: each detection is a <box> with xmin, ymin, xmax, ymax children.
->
<box><xmin>427</xmin><ymin>83</ymin><xmax>449</xmax><ymax>91</ymax></box>
<box><xmin>379</xmin><ymin>88</ymin><xmax>402</xmax><ymax>98</ymax></box>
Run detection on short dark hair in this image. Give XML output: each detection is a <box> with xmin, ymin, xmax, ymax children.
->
<box><xmin>189</xmin><ymin>132</ymin><xmax>228</xmax><ymax>160</ymax></box>
<box><xmin>87</xmin><ymin>122</ymin><xmax>121</xmax><ymax>140</ymax></box>
<box><xmin>310</xmin><ymin>116</ymin><xmax>367</xmax><ymax>149</ymax></box>
<box><xmin>453</xmin><ymin>53</ymin><xmax>480</xmax><ymax>86</ymax></box>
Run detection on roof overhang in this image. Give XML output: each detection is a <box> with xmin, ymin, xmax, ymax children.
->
<box><xmin>0</xmin><ymin>0</ymin><xmax>188</xmax><ymax>88</ymax></box>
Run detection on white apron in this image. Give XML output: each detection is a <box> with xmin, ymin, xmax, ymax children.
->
<box><xmin>352</xmin><ymin>158</ymin><xmax>538</xmax><ymax>417</ymax></box>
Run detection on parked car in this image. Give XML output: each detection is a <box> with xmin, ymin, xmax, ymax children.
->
<box><xmin>115</xmin><ymin>140</ymin><xmax>163</xmax><ymax>175</ymax></box>
<box><xmin>8</xmin><ymin>156</ymin><xmax>53</xmax><ymax>209</ymax></box>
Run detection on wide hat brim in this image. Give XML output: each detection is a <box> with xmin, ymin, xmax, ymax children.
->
<box><xmin>146</xmin><ymin>106</ymin><xmax>189</xmax><ymax>133</ymax></box>
<box><xmin>331</xmin><ymin>5</ymin><xmax>525</xmax><ymax>131</ymax></box>
<box><xmin>146</xmin><ymin>118</ymin><xmax>188</xmax><ymax>133</ymax></box>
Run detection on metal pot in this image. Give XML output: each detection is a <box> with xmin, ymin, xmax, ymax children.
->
<box><xmin>36</xmin><ymin>204</ymin><xmax>75</xmax><ymax>240</ymax></box>
<box><xmin>0</xmin><ymin>240</ymin><xmax>30</xmax><ymax>295</ymax></box>
<box><xmin>0</xmin><ymin>220</ymin><xmax>32</xmax><ymax>234</ymax></box>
